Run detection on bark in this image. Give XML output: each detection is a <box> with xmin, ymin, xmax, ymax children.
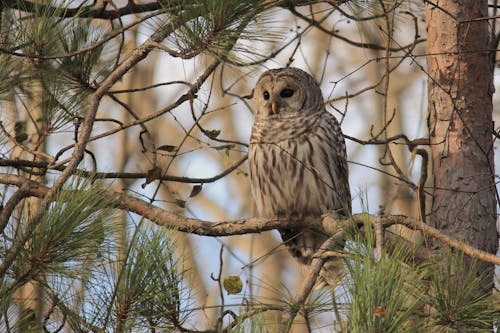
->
<box><xmin>425</xmin><ymin>1</ymin><xmax>496</xmax><ymax>260</ymax></box>
<box><xmin>15</xmin><ymin>79</ymin><xmax>47</xmax><ymax>332</ymax></box>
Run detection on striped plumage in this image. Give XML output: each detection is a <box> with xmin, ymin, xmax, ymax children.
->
<box><xmin>249</xmin><ymin>67</ymin><xmax>351</xmax><ymax>283</ymax></box>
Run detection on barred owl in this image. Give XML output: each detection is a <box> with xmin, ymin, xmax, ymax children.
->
<box><xmin>248</xmin><ymin>67</ymin><xmax>351</xmax><ymax>285</ymax></box>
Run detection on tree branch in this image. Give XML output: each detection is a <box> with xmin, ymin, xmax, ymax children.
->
<box><xmin>4</xmin><ymin>0</ymin><xmax>162</xmax><ymax>19</ymax></box>
<box><xmin>289</xmin><ymin>7</ymin><xmax>426</xmax><ymax>52</ymax></box>
<box><xmin>1</xmin><ymin>173</ymin><xmax>498</xmax><ymax>266</ymax></box>
<box><xmin>4</xmin><ymin>0</ymin><xmax>349</xmax><ymax>20</ymax></box>
<box><xmin>283</xmin><ymin>234</ymin><xmax>345</xmax><ymax>331</ymax></box>
<box><xmin>53</xmin><ymin>59</ymin><xmax>221</xmax><ymax>161</ymax></box>
<box><xmin>0</xmin><ymin>156</ymin><xmax>247</xmax><ymax>184</ymax></box>
<box><xmin>0</xmin><ymin>181</ymin><xmax>30</xmax><ymax>233</ymax></box>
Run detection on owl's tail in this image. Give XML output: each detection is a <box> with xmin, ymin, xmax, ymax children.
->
<box><xmin>279</xmin><ymin>228</ymin><xmax>325</xmax><ymax>265</ymax></box>
<box><xmin>280</xmin><ymin>226</ymin><xmax>345</xmax><ymax>286</ymax></box>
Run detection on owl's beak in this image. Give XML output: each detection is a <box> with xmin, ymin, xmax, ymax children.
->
<box><xmin>271</xmin><ymin>101</ymin><xmax>278</xmax><ymax>114</ymax></box>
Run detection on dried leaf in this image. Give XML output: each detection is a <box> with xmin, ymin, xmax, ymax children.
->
<box><xmin>157</xmin><ymin>145</ymin><xmax>177</xmax><ymax>152</ymax></box>
<box><xmin>175</xmin><ymin>199</ymin><xmax>186</xmax><ymax>208</ymax></box>
<box><xmin>213</xmin><ymin>144</ymin><xmax>235</xmax><ymax>151</ymax></box>
<box><xmin>145</xmin><ymin>166</ymin><xmax>163</xmax><ymax>185</ymax></box>
<box><xmin>374</xmin><ymin>305</ymin><xmax>386</xmax><ymax>318</ymax></box>
<box><xmin>189</xmin><ymin>184</ymin><xmax>203</xmax><ymax>198</ymax></box>
<box><xmin>205</xmin><ymin>129</ymin><xmax>220</xmax><ymax>139</ymax></box>
<box><xmin>15</xmin><ymin>133</ymin><xmax>28</xmax><ymax>143</ymax></box>
<box><xmin>14</xmin><ymin>121</ymin><xmax>28</xmax><ymax>143</ymax></box>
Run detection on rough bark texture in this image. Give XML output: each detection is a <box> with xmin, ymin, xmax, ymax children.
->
<box><xmin>425</xmin><ymin>1</ymin><xmax>496</xmax><ymax>257</ymax></box>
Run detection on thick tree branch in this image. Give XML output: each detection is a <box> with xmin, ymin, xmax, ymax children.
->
<box><xmin>1</xmin><ymin>173</ymin><xmax>498</xmax><ymax>266</ymax></box>
<box><xmin>4</xmin><ymin>0</ymin><xmax>349</xmax><ymax>20</ymax></box>
<box><xmin>0</xmin><ymin>173</ymin><xmax>290</xmax><ymax>236</ymax></box>
<box><xmin>4</xmin><ymin>0</ymin><xmax>162</xmax><ymax>19</ymax></box>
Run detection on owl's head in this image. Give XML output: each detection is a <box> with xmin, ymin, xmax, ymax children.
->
<box><xmin>253</xmin><ymin>67</ymin><xmax>325</xmax><ymax>118</ymax></box>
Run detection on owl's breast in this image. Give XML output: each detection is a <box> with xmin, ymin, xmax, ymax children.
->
<box><xmin>249</xmin><ymin>133</ymin><xmax>341</xmax><ymax>217</ymax></box>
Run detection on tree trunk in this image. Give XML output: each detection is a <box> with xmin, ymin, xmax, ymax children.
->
<box><xmin>425</xmin><ymin>0</ymin><xmax>496</xmax><ymax>268</ymax></box>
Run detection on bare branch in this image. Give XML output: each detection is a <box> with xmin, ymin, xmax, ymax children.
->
<box><xmin>0</xmin><ymin>181</ymin><xmax>30</xmax><ymax>233</ymax></box>
<box><xmin>283</xmin><ymin>234</ymin><xmax>345</xmax><ymax>331</ymax></box>
<box><xmin>0</xmin><ymin>156</ymin><xmax>247</xmax><ymax>184</ymax></box>
<box><xmin>2</xmin><ymin>173</ymin><xmax>498</xmax><ymax>266</ymax></box>
<box><xmin>289</xmin><ymin>7</ymin><xmax>426</xmax><ymax>52</ymax></box>
<box><xmin>53</xmin><ymin>60</ymin><xmax>221</xmax><ymax>162</ymax></box>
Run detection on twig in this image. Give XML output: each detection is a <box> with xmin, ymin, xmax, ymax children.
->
<box><xmin>0</xmin><ymin>181</ymin><xmax>30</xmax><ymax>234</ymax></box>
<box><xmin>211</xmin><ymin>245</ymin><xmax>226</xmax><ymax>332</ymax></box>
<box><xmin>414</xmin><ymin>148</ymin><xmax>429</xmax><ymax>222</ymax></box>
<box><xmin>0</xmin><ymin>156</ymin><xmax>247</xmax><ymax>184</ymax></box>
<box><xmin>53</xmin><ymin>60</ymin><xmax>221</xmax><ymax>160</ymax></box>
<box><xmin>282</xmin><ymin>234</ymin><xmax>345</xmax><ymax>331</ymax></box>
<box><xmin>289</xmin><ymin>7</ymin><xmax>426</xmax><ymax>52</ymax></box>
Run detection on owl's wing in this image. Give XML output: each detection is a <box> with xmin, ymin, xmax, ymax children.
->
<box><xmin>319</xmin><ymin>111</ymin><xmax>352</xmax><ymax>216</ymax></box>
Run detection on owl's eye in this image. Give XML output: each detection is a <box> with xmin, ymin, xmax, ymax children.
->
<box><xmin>263</xmin><ymin>91</ymin><xmax>270</xmax><ymax>100</ymax></box>
<box><xmin>280</xmin><ymin>88</ymin><xmax>294</xmax><ymax>98</ymax></box>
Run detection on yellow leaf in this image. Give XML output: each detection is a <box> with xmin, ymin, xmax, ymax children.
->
<box><xmin>223</xmin><ymin>275</ymin><xmax>243</xmax><ymax>295</ymax></box>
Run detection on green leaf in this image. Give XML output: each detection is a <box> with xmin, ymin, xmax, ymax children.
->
<box><xmin>424</xmin><ymin>251</ymin><xmax>496</xmax><ymax>332</ymax></box>
<box><xmin>0</xmin><ymin>2</ymin><xmax>110</xmax><ymax>130</ymax></box>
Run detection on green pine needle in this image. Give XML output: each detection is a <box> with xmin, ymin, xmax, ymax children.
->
<box><xmin>18</xmin><ymin>175</ymin><xmax>116</xmax><ymax>279</ymax></box>
<box><xmin>113</xmin><ymin>227</ymin><xmax>184</xmax><ymax>330</ymax></box>
<box><xmin>342</xmin><ymin>218</ymin><xmax>427</xmax><ymax>333</ymax></box>
<box><xmin>424</xmin><ymin>251</ymin><xmax>497</xmax><ymax>332</ymax></box>
<box><xmin>159</xmin><ymin>0</ymin><xmax>281</xmax><ymax>63</ymax></box>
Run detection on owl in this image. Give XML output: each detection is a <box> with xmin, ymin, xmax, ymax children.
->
<box><xmin>248</xmin><ymin>67</ymin><xmax>351</xmax><ymax>284</ymax></box>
